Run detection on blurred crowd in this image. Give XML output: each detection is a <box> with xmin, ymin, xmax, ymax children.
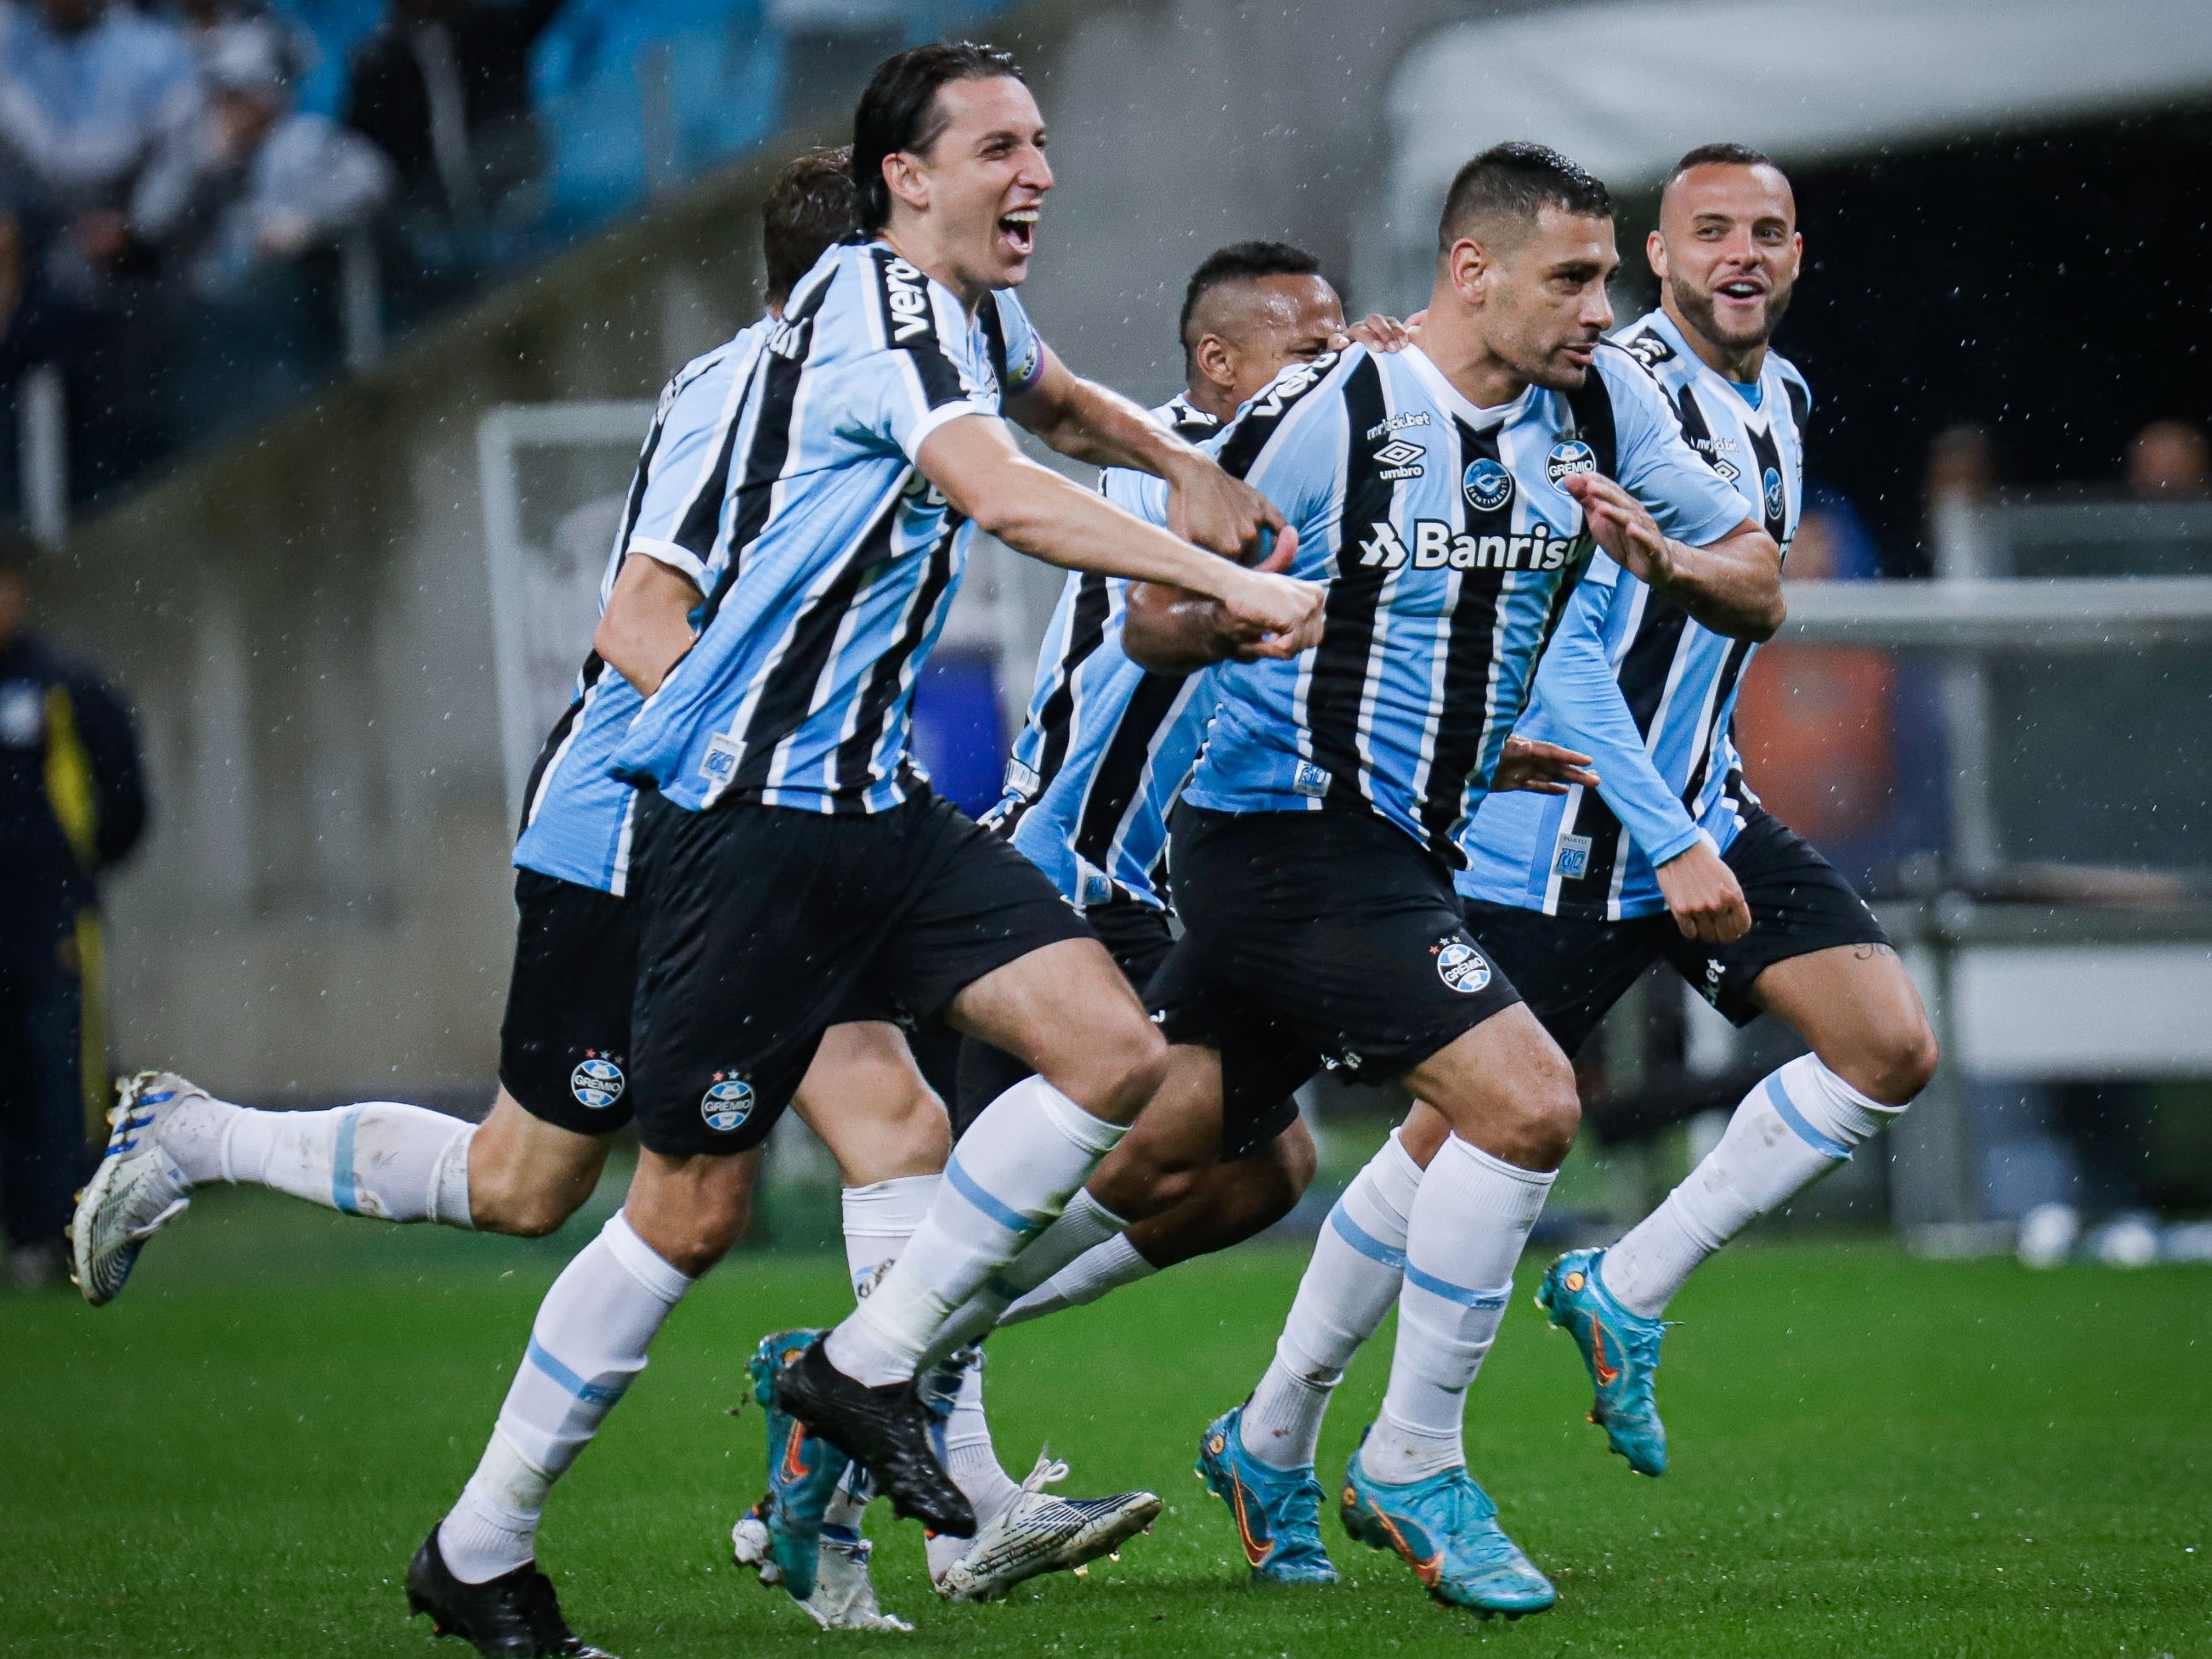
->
<box><xmin>0</xmin><ymin>0</ymin><xmax>567</xmax><ymax>502</ymax></box>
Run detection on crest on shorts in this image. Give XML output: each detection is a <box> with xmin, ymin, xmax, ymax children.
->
<box><xmin>569</xmin><ymin>1053</ymin><xmax>625</xmax><ymax>1110</ymax></box>
<box><xmin>1433</xmin><ymin>937</ymin><xmax>1491</xmax><ymax>995</ymax></box>
<box><xmin>700</xmin><ymin>1073</ymin><xmax>756</xmax><ymax>1132</ymax></box>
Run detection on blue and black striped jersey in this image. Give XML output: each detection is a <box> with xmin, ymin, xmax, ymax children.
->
<box><xmin>1457</xmin><ymin>309</ymin><xmax>1806</xmax><ymax>919</ymax></box>
<box><xmin>986</xmin><ymin>395</ymin><xmax>1221</xmax><ymax>910</ymax></box>
<box><xmin>1154</xmin><ymin>342</ymin><xmax>1744</xmax><ymax>862</ymax></box>
<box><xmin>512</xmin><ymin>320</ymin><xmax>772</xmax><ymax>894</ymax></box>
<box><xmin>608</xmin><ymin>240</ymin><xmax>1045</xmax><ymax>815</ymax></box>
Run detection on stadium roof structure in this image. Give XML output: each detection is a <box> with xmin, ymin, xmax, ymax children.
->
<box><xmin>1385</xmin><ymin>0</ymin><xmax>2212</xmax><ymax>230</ymax></box>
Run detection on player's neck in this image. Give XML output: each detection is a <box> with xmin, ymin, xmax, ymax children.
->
<box><xmin>1660</xmin><ymin>293</ymin><xmax>1766</xmax><ymax>385</ymax></box>
<box><xmin>1181</xmin><ymin>378</ymin><xmax>1241</xmax><ymax>422</ymax></box>
<box><xmin>1413</xmin><ymin>301</ymin><xmax>1529</xmax><ymax>411</ymax></box>
<box><xmin>878</xmin><ymin>225</ymin><xmax>986</xmax><ymax>317</ymax></box>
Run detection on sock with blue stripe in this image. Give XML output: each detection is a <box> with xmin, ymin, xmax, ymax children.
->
<box><xmin>440</xmin><ymin>1212</ymin><xmax>693</xmax><ymax>1583</ymax></box>
<box><xmin>201</xmin><ymin>1100</ymin><xmax>473</xmax><ymax>1226</ymax></box>
<box><xmin>917</xmin><ymin>1187</ymin><xmax>1129</xmax><ymax>1367</ymax></box>
<box><xmin>825</xmin><ymin>1074</ymin><xmax>1124</xmax><ymax>1387</ymax></box>
<box><xmin>1366</xmin><ymin>1135</ymin><xmax>1553</xmax><ymax>1485</ymax></box>
<box><xmin>1240</xmin><ymin>1128</ymin><xmax>1423</xmax><ymax>1471</ymax></box>
<box><xmin>997</xmin><ymin>1230</ymin><xmax>1156</xmax><ymax>1329</ymax></box>
<box><xmin>1601</xmin><ymin>1053</ymin><xmax>1898</xmax><ymax>1320</ymax></box>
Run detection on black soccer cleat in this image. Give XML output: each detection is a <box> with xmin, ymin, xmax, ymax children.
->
<box><xmin>404</xmin><ymin>1526</ymin><xmax>616</xmax><ymax>1658</ymax></box>
<box><xmin>773</xmin><ymin>1337</ymin><xmax>976</xmax><ymax>1537</ymax></box>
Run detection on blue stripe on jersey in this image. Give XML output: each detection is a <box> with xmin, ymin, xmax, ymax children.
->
<box><xmin>987</xmin><ymin>396</ymin><xmax>1220</xmax><ymax>909</ymax></box>
<box><xmin>512</xmin><ymin>321</ymin><xmax>771</xmax><ymax>893</ymax></box>
<box><xmin>608</xmin><ymin>241</ymin><xmax>1044</xmax><ymax>815</ymax></box>
<box><xmin>1457</xmin><ymin>309</ymin><xmax>1808</xmax><ymax>920</ymax></box>
<box><xmin>1183</xmin><ymin>342</ymin><xmax>1742</xmax><ymax>862</ymax></box>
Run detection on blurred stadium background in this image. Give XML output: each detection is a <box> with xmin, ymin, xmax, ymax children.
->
<box><xmin>4</xmin><ymin>2</ymin><xmax>2211</xmax><ymax>1654</ymax></box>
<box><xmin>15</xmin><ymin>0</ymin><xmax>2207</xmax><ymax>1265</ymax></box>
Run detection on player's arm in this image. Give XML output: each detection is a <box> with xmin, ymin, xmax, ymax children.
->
<box><xmin>1562</xmin><ymin>478</ymin><xmax>1782</xmax><ymax>641</ymax></box>
<box><xmin>1004</xmin><ymin>343</ymin><xmax>1286</xmax><ymax>562</ymax></box>
<box><xmin>1532</xmin><ymin>565</ymin><xmax>1750</xmax><ymax>943</ymax></box>
<box><xmin>916</xmin><ymin>413</ymin><xmax>1321</xmax><ymax>655</ymax></box>
<box><xmin>592</xmin><ymin>555</ymin><xmax>700</xmax><ymax>696</ymax></box>
<box><xmin>1122</xmin><ymin>535</ymin><xmax>1301</xmax><ymax>671</ymax></box>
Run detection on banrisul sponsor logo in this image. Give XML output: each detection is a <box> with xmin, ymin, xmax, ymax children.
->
<box><xmin>1462</xmin><ymin>457</ymin><xmax>1514</xmax><ymax>513</ymax></box>
<box><xmin>1356</xmin><ymin>518</ymin><xmax>1576</xmax><ymax>572</ymax></box>
<box><xmin>883</xmin><ymin>257</ymin><xmax>932</xmax><ymax>343</ymax></box>
<box><xmin>1545</xmin><ymin>439</ymin><xmax>1597</xmax><ymax>485</ymax></box>
<box><xmin>700</xmin><ymin>1073</ymin><xmax>757</xmax><ymax>1132</ymax></box>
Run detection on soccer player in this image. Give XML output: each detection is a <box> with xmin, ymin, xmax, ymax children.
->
<box><xmin>1125</xmin><ymin>144</ymin><xmax>1783</xmax><ymax>1616</ymax></box>
<box><xmin>1258</xmin><ymin>145</ymin><xmax>1937</xmax><ymax>1500</ymax></box>
<box><xmin>66</xmin><ymin>147</ymin><xmax>973</xmax><ymax>1643</ymax></box>
<box><xmin>441</xmin><ymin>37</ymin><xmax>1318</xmax><ymax>1637</ymax></box>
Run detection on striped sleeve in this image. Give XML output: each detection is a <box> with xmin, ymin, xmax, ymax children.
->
<box><xmin>851</xmin><ymin>245</ymin><xmax>995</xmax><ymax>461</ymax></box>
<box><xmin>991</xmin><ymin>287</ymin><xmax>1047</xmax><ymax>398</ymax></box>
<box><xmin>624</xmin><ymin>337</ymin><xmax>760</xmax><ymax>591</ymax></box>
<box><xmin>1599</xmin><ymin>348</ymin><xmax>1753</xmax><ymax>548</ymax></box>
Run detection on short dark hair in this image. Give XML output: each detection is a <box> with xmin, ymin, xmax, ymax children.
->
<box><xmin>1177</xmin><ymin>241</ymin><xmax>1324</xmax><ymax>368</ymax></box>
<box><xmin>1437</xmin><ymin>141</ymin><xmax>1613</xmax><ymax>254</ymax></box>
<box><xmin>762</xmin><ymin>145</ymin><xmax>857</xmax><ymax>307</ymax></box>
<box><xmin>1664</xmin><ymin>141</ymin><xmax>1779</xmax><ymax>191</ymax></box>
<box><xmin>852</xmin><ymin>42</ymin><xmax>1026</xmax><ymax>233</ymax></box>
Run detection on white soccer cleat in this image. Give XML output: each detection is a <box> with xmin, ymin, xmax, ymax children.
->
<box><xmin>935</xmin><ymin>1450</ymin><xmax>1163</xmax><ymax>1603</ymax></box>
<box><xmin>68</xmin><ymin>1071</ymin><xmax>201</xmax><ymax>1305</ymax></box>
<box><xmin>797</xmin><ymin>1532</ymin><xmax>913</xmax><ymax>1633</ymax></box>
<box><xmin>731</xmin><ymin>1502</ymin><xmax>781</xmax><ymax>1586</ymax></box>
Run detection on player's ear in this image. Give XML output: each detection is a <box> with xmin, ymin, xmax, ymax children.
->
<box><xmin>1646</xmin><ymin>227</ymin><xmax>1669</xmax><ymax>281</ymax></box>
<box><xmin>1193</xmin><ymin>332</ymin><xmax>1236</xmax><ymax>399</ymax></box>
<box><xmin>1445</xmin><ymin>236</ymin><xmax>1489</xmax><ymax>304</ymax></box>
<box><xmin>883</xmin><ymin>150</ymin><xmax>930</xmax><ymax>217</ymax></box>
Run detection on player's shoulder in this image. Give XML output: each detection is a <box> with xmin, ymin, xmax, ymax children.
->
<box><xmin>1606</xmin><ymin>314</ymin><xmax>1689</xmax><ymax>382</ymax></box>
<box><xmin>1212</xmin><ymin>345</ymin><xmax>1362</xmax><ymax>473</ymax></box>
<box><xmin>1766</xmin><ymin>349</ymin><xmax>1813</xmax><ymax>425</ymax></box>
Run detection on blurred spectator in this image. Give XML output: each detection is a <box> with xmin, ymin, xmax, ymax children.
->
<box><xmin>2125</xmin><ymin>418</ymin><xmax>2209</xmax><ymax>501</ymax></box>
<box><xmin>0</xmin><ymin>532</ymin><xmax>145</xmax><ymax>1289</ymax></box>
<box><xmin>344</xmin><ymin>0</ymin><xmax>565</xmax><ymax>241</ymax></box>
<box><xmin>1926</xmin><ymin>421</ymin><xmax>2000</xmax><ymax>578</ymax></box>
<box><xmin>132</xmin><ymin>20</ymin><xmax>392</xmax><ymax>299</ymax></box>
<box><xmin>0</xmin><ymin>0</ymin><xmax>201</xmax><ymax>306</ymax></box>
<box><xmin>1784</xmin><ymin>481</ymin><xmax>1884</xmax><ymax>581</ymax></box>
<box><xmin>173</xmin><ymin>0</ymin><xmax>318</xmax><ymax>88</ymax></box>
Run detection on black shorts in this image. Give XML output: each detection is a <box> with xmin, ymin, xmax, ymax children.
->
<box><xmin>498</xmin><ymin>869</ymin><xmax>643</xmax><ymax>1134</ymax></box>
<box><xmin>949</xmin><ymin>896</ymin><xmax>1175</xmax><ymax>1141</ymax></box>
<box><xmin>1461</xmin><ymin>806</ymin><xmax>1891</xmax><ymax>1057</ymax></box>
<box><xmin>625</xmin><ymin>789</ymin><xmax>1090</xmax><ymax>1158</ymax></box>
<box><xmin>1151</xmin><ymin>804</ymin><xmax>1524</xmax><ymax>1118</ymax></box>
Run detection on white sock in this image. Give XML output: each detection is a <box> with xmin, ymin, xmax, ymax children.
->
<box><xmin>824</xmin><ymin>1076</ymin><xmax>1124</xmax><ymax>1386</ymax></box>
<box><xmin>195</xmin><ymin>1101</ymin><xmax>474</xmax><ymax>1226</ymax></box>
<box><xmin>1242</xmin><ymin>1128</ymin><xmax>1423</xmax><ymax>1470</ymax></box>
<box><xmin>941</xmin><ymin>1351</ymin><xmax>1022</xmax><ymax>1526</ymax></box>
<box><xmin>1366</xmin><ymin>1135</ymin><xmax>1553</xmax><ymax>1485</ymax></box>
<box><xmin>1602</xmin><ymin>1053</ymin><xmax>1902</xmax><ymax>1319</ymax></box>
<box><xmin>919</xmin><ymin>1188</ymin><xmax>1129</xmax><ymax>1366</ymax></box>
<box><xmin>998</xmin><ymin>1232</ymin><xmax>1156</xmax><ymax>1328</ymax></box>
<box><xmin>841</xmin><ymin>1174</ymin><xmax>941</xmax><ymax>1302</ymax></box>
<box><xmin>439</xmin><ymin>1213</ymin><xmax>692</xmax><ymax>1582</ymax></box>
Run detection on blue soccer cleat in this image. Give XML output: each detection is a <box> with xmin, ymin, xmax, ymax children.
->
<box><xmin>1536</xmin><ymin>1248</ymin><xmax>1668</xmax><ymax>1476</ymax></box>
<box><xmin>747</xmin><ymin>1328</ymin><xmax>851</xmax><ymax>1601</ymax></box>
<box><xmin>1338</xmin><ymin>1431</ymin><xmax>1554</xmax><ymax>1618</ymax></box>
<box><xmin>1195</xmin><ymin>1407</ymin><xmax>1338</xmax><ymax>1585</ymax></box>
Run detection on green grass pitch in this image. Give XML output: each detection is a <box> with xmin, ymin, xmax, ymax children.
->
<box><xmin>3</xmin><ymin>1184</ymin><xmax>2207</xmax><ymax>1657</ymax></box>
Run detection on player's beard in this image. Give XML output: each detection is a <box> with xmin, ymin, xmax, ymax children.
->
<box><xmin>1670</xmin><ymin>270</ymin><xmax>1792</xmax><ymax>357</ymax></box>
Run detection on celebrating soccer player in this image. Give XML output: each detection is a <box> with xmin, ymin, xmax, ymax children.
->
<box><xmin>1268</xmin><ymin>145</ymin><xmax>1938</xmax><ymax>1498</ymax></box>
<box><xmin>1115</xmin><ymin>144</ymin><xmax>1781</xmax><ymax>1616</ymax></box>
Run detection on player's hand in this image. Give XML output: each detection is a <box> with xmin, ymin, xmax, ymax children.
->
<box><xmin>1563</xmin><ymin>472</ymin><xmax>1675</xmax><ymax>587</ymax></box>
<box><xmin>1655</xmin><ymin>839</ymin><xmax>1751</xmax><ymax>943</ymax></box>
<box><xmin>1491</xmin><ymin>734</ymin><xmax>1598</xmax><ymax>796</ymax></box>
<box><xmin>1163</xmin><ymin>450</ymin><xmax>1288</xmax><ymax>563</ymax></box>
<box><xmin>1217</xmin><ymin>555</ymin><xmax>1324</xmax><ymax>659</ymax></box>
<box><xmin>1340</xmin><ymin>313</ymin><xmax>1413</xmax><ymax>354</ymax></box>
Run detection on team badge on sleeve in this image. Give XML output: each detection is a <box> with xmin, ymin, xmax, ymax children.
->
<box><xmin>1432</xmin><ymin>937</ymin><xmax>1492</xmax><ymax>994</ymax></box>
<box><xmin>701</xmin><ymin>1073</ymin><xmax>757</xmax><ymax>1132</ymax></box>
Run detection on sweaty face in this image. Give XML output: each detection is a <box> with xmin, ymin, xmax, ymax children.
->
<box><xmin>1484</xmin><ymin>208</ymin><xmax>1619</xmax><ymax>393</ymax></box>
<box><xmin>903</xmin><ymin>76</ymin><xmax>1053</xmax><ymax>292</ymax></box>
<box><xmin>1655</xmin><ymin>162</ymin><xmax>1800</xmax><ymax>357</ymax></box>
<box><xmin>1202</xmin><ymin>274</ymin><xmax>1346</xmax><ymax>409</ymax></box>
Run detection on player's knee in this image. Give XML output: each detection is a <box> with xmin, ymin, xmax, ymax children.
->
<box><xmin>476</xmin><ymin>1187</ymin><xmax>581</xmax><ymax>1239</ymax></box>
<box><xmin>651</xmin><ymin>1200</ymin><xmax>752</xmax><ymax>1277</ymax></box>
<box><xmin>1275</xmin><ymin>1121</ymin><xmax>1320</xmax><ymax>1199</ymax></box>
<box><xmin>1054</xmin><ymin>1011</ymin><xmax>1168</xmax><ymax>1124</ymax></box>
<box><xmin>1505</xmin><ymin>1056</ymin><xmax>1581</xmax><ymax>1170</ymax></box>
<box><xmin>1862</xmin><ymin>1018</ymin><xmax>1939</xmax><ymax>1108</ymax></box>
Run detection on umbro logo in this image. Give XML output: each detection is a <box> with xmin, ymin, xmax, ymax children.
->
<box><xmin>1372</xmin><ymin>439</ymin><xmax>1425</xmax><ymax>480</ymax></box>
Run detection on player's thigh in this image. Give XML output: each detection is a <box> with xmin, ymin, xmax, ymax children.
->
<box><xmin>1402</xmin><ymin>1001</ymin><xmax>1580</xmax><ymax>1172</ymax></box>
<box><xmin>946</xmin><ymin>937</ymin><xmax>1164</xmax><ymax>1122</ymax></box>
<box><xmin>790</xmin><ymin>1020</ymin><xmax>949</xmax><ymax>1186</ymax></box>
<box><xmin>621</xmin><ymin>1142</ymin><xmax>766</xmax><ymax>1277</ymax></box>
<box><xmin>1462</xmin><ymin>897</ymin><xmax>1662</xmax><ymax>1060</ymax></box>
<box><xmin>1751</xmin><ymin>944</ymin><xmax>1938</xmax><ymax>1107</ymax></box>
<box><xmin>467</xmin><ymin>1088</ymin><xmax>614</xmax><ymax>1237</ymax></box>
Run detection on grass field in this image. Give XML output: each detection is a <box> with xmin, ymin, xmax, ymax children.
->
<box><xmin>3</xmin><ymin>1181</ymin><xmax>2208</xmax><ymax>1658</ymax></box>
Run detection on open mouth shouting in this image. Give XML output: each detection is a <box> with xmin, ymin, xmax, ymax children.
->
<box><xmin>999</xmin><ymin>207</ymin><xmax>1039</xmax><ymax>259</ymax></box>
<box><xmin>1713</xmin><ymin>275</ymin><xmax>1768</xmax><ymax>314</ymax></box>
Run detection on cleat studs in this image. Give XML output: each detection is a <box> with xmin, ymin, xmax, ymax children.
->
<box><xmin>1071</xmin><ymin>1565</ymin><xmax>1088</xmax><ymax>1578</ymax></box>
